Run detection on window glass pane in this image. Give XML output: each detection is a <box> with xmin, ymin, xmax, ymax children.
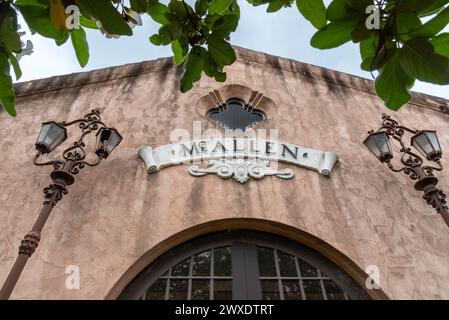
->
<box><xmin>171</xmin><ymin>258</ymin><xmax>190</xmax><ymax>277</ymax></box>
<box><xmin>214</xmin><ymin>280</ymin><xmax>232</xmax><ymax>300</ymax></box>
<box><xmin>298</xmin><ymin>259</ymin><xmax>318</xmax><ymax>277</ymax></box>
<box><xmin>261</xmin><ymin>280</ymin><xmax>280</xmax><ymax>300</ymax></box>
<box><xmin>282</xmin><ymin>280</ymin><xmax>302</xmax><ymax>300</ymax></box>
<box><xmin>193</xmin><ymin>250</ymin><xmax>211</xmax><ymax>277</ymax></box>
<box><xmin>168</xmin><ymin>279</ymin><xmax>188</xmax><ymax>300</ymax></box>
<box><xmin>136</xmin><ymin>240</ymin><xmax>355</xmax><ymax>301</ymax></box>
<box><xmin>191</xmin><ymin>280</ymin><xmax>210</xmax><ymax>300</ymax></box>
<box><xmin>145</xmin><ymin>279</ymin><xmax>166</xmax><ymax>300</ymax></box>
<box><xmin>323</xmin><ymin>280</ymin><xmax>346</xmax><ymax>300</ymax></box>
<box><xmin>207</xmin><ymin>100</ymin><xmax>265</xmax><ymax>131</ymax></box>
<box><xmin>277</xmin><ymin>251</ymin><xmax>297</xmax><ymax>277</ymax></box>
<box><xmin>214</xmin><ymin>247</ymin><xmax>231</xmax><ymax>276</ymax></box>
<box><xmin>257</xmin><ymin>247</ymin><xmax>276</xmax><ymax>277</ymax></box>
<box><xmin>303</xmin><ymin>280</ymin><xmax>324</xmax><ymax>300</ymax></box>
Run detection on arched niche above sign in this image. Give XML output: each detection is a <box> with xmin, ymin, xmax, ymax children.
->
<box><xmin>196</xmin><ymin>84</ymin><xmax>277</xmax><ymax>129</ymax></box>
<box><xmin>207</xmin><ymin>98</ymin><xmax>266</xmax><ymax>131</ymax></box>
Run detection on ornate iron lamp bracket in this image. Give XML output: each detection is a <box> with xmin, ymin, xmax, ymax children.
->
<box><xmin>0</xmin><ymin>109</ymin><xmax>122</xmax><ymax>300</ymax></box>
<box><xmin>365</xmin><ymin>113</ymin><xmax>449</xmax><ymax>229</ymax></box>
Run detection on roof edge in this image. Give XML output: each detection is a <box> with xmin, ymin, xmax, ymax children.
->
<box><xmin>13</xmin><ymin>46</ymin><xmax>449</xmax><ymax>115</ymax></box>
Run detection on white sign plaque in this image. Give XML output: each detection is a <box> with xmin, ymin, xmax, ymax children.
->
<box><xmin>139</xmin><ymin>138</ymin><xmax>338</xmax><ymax>183</ymax></box>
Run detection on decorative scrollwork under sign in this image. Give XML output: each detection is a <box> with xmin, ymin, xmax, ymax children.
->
<box><xmin>188</xmin><ymin>159</ymin><xmax>293</xmax><ymax>184</ymax></box>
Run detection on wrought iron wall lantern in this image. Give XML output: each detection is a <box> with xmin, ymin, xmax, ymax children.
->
<box><xmin>364</xmin><ymin>114</ymin><xmax>448</xmax><ymax>228</ymax></box>
<box><xmin>0</xmin><ymin>109</ymin><xmax>122</xmax><ymax>300</ymax></box>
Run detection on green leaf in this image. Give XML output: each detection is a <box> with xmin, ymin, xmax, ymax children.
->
<box><xmin>70</xmin><ymin>27</ymin><xmax>89</xmax><ymax>67</ymax></box>
<box><xmin>215</xmin><ymin>71</ymin><xmax>227</xmax><ymax>82</ymax></box>
<box><xmin>171</xmin><ymin>40</ymin><xmax>186</xmax><ymax>65</ymax></box>
<box><xmin>327</xmin><ymin>0</ymin><xmax>357</xmax><ymax>22</ymax></box>
<box><xmin>168</xmin><ymin>0</ymin><xmax>189</xmax><ymax>21</ymax></box>
<box><xmin>149</xmin><ymin>34</ymin><xmax>163</xmax><ymax>46</ymax></box>
<box><xmin>361</xmin><ymin>45</ymin><xmax>396</xmax><ymax>71</ymax></box>
<box><xmin>375</xmin><ymin>50</ymin><xmax>414</xmax><ymax>110</ymax></box>
<box><xmin>399</xmin><ymin>39</ymin><xmax>449</xmax><ymax>84</ymax></box>
<box><xmin>398</xmin><ymin>0</ymin><xmax>438</xmax><ymax>13</ymax></box>
<box><xmin>209</xmin><ymin>0</ymin><xmax>234</xmax><ymax>15</ymax></box>
<box><xmin>79</xmin><ymin>15</ymin><xmax>99</xmax><ymax>29</ymax></box>
<box><xmin>267</xmin><ymin>0</ymin><xmax>284</xmax><ymax>13</ymax></box>
<box><xmin>360</xmin><ymin>33</ymin><xmax>376</xmax><ymax>60</ymax></box>
<box><xmin>430</xmin><ymin>32</ymin><xmax>449</xmax><ymax>57</ymax></box>
<box><xmin>156</xmin><ymin>25</ymin><xmax>174</xmax><ymax>45</ymax></box>
<box><xmin>9</xmin><ymin>53</ymin><xmax>22</xmax><ymax>80</ymax></box>
<box><xmin>130</xmin><ymin>0</ymin><xmax>147</xmax><ymax>13</ymax></box>
<box><xmin>0</xmin><ymin>16</ymin><xmax>21</xmax><ymax>53</ymax></box>
<box><xmin>55</xmin><ymin>31</ymin><xmax>70</xmax><ymax>46</ymax></box>
<box><xmin>75</xmin><ymin>0</ymin><xmax>132</xmax><ymax>36</ymax></box>
<box><xmin>16</xmin><ymin>5</ymin><xmax>67</xmax><ymax>41</ymax></box>
<box><xmin>195</xmin><ymin>0</ymin><xmax>210</xmax><ymax>16</ymax></box>
<box><xmin>419</xmin><ymin>0</ymin><xmax>449</xmax><ymax>16</ymax></box>
<box><xmin>0</xmin><ymin>51</ymin><xmax>16</xmax><ymax>116</ymax></box>
<box><xmin>167</xmin><ymin>20</ymin><xmax>182</xmax><ymax>40</ymax></box>
<box><xmin>396</xmin><ymin>13</ymin><xmax>422</xmax><ymax>34</ymax></box>
<box><xmin>409</xmin><ymin>6</ymin><xmax>449</xmax><ymax>38</ymax></box>
<box><xmin>347</xmin><ymin>0</ymin><xmax>372</xmax><ymax>12</ymax></box>
<box><xmin>180</xmin><ymin>49</ymin><xmax>204</xmax><ymax>93</ymax></box>
<box><xmin>207</xmin><ymin>33</ymin><xmax>236</xmax><ymax>66</ymax></box>
<box><xmin>203</xmin><ymin>53</ymin><xmax>218</xmax><ymax>77</ymax></box>
<box><xmin>147</xmin><ymin>2</ymin><xmax>170</xmax><ymax>25</ymax></box>
<box><xmin>213</xmin><ymin>14</ymin><xmax>239</xmax><ymax>38</ymax></box>
<box><xmin>296</xmin><ymin>0</ymin><xmax>327</xmax><ymax>30</ymax></box>
<box><xmin>14</xmin><ymin>0</ymin><xmax>47</xmax><ymax>8</ymax></box>
<box><xmin>311</xmin><ymin>19</ymin><xmax>358</xmax><ymax>49</ymax></box>
<box><xmin>351</xmin><ymin>22</ymin><xmax>371</xmax><ymax>43</ymax></box>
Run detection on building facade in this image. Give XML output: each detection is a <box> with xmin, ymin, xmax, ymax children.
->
<box><xmin>1</xmin><ymin>47</ymin><xmax>449</xmax><ymax>300</ymax></box>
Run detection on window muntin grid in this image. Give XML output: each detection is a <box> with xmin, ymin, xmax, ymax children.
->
<box><xmin>141</xmin><ymin>245</ymin><xmax>349</xmax><ymax>300</ymax></box>
<box><xmin>141</xmin><ymin>246</ymin><xmax>232</xmax><ymax>300</ymax></box>
<box><xmin>257</xmin><ymin>247</ymin><xmax>349</xmax><ymax>300</ymax></box>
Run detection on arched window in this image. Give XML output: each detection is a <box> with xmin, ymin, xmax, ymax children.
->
<box><xmin>206</xmin><ymin>98</ymin><xmax>266</xmax><ymax>131</ymax></box>
<box><xmin>119</xmin><ymin>231</ymin><xmax>370</xmax><ymax>300</ymax></box>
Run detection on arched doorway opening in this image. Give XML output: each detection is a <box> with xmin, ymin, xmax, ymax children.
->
<box><xmin>118</xmin><ymin>230</ymin><xmax>374</xmax><ymax>300</ymax></box>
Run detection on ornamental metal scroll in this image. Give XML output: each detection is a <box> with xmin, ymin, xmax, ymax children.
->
<box><xmin>138</xmin><ymin>138</ymin><xmax>338</xmax><ymax>184</ymax></box>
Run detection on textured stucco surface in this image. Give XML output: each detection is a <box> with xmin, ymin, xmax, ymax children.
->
<box><xmin>1</xmin><ymin>47</ymin><xmax>449</xmax><ymax>299</ymax></box>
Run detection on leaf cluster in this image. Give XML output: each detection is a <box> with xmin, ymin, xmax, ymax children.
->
<box><xmin>1</xmin><ymin>0</ymin><xmax>449</xmax><ymax>116</ymax></box>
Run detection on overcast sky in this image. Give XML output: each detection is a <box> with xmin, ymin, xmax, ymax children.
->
<box><xmin>16</xmin><ymin>0</ymin><xmax>449</xmax><ymax>99</ymax></box>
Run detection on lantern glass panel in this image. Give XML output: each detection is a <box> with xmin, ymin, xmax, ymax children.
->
<box><xmin>96</xmin><ymin>128</ymin><xmax>122</xmax><ymax>158</ymax></box>
<box><xmin>106</xmin><ymin>130</ymin><xmax>122</xmax><ymax>153</ymax></box>
<box><xmin>36</xmin><ymin>122</ymin><xmax>67</xmax><ymax>153</ymax></box>
<box><xmin>365</xmin><ymin>136</ymin><xmax>381</xmax><ymax>158</ymax></box>
<box><xmin>412</xmin><ymin>133</ymin><xmax>432</xmax><ymax>157</ymax></box>
<box><xmin>427</xmin><ymin>132</ymin><xmax>441</xmax><ymax>153</ymax></box>
<box><xmin>364</xmin><ymin>132</ymin><xmax>392</xmax><ymax>162</ymax></box>
<box><xmin>412</xmin><ymin>131</ymin><xmax>442</xmax><ymax>160</ymax></box>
